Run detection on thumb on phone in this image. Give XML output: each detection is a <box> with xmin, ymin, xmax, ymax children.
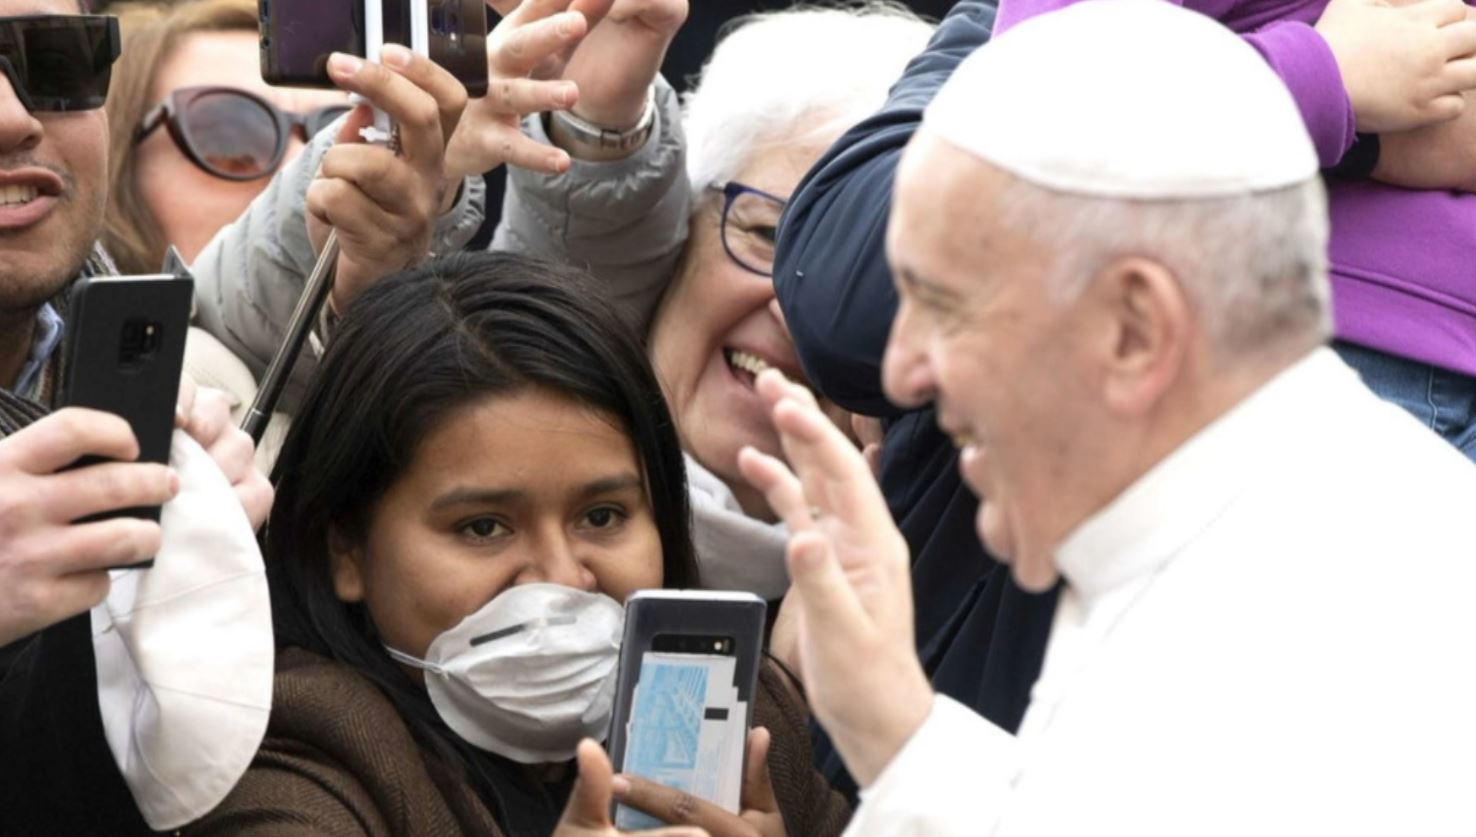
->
<box><xmin>560</xmin><ymin>739</ymin><xmax>618</xmax><ymax>829</ymax></box>
<box><xmin>739</xmin><ymin>727</ymin><xmax>780</xmax><ymax>815</ymax></box>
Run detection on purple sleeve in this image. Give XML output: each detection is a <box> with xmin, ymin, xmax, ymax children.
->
<box><xmin>996</xmin><ymin>0</ymin><xmax>1078</xmax><ymax>33</ymax></box>
<box><xmin>1243</xmin><ymin>21</ymin><xmax>1356</xmax><ymax>167</ymax></box>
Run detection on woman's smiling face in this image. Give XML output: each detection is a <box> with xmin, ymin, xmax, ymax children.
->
<box><xmin>647</xmin><ymin>134</ymin><xmax>839</xmax><ymax>518</ymax></box>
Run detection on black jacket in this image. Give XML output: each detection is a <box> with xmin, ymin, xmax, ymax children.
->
<box><xmin>0</xmin><ymin>615</ymin><xmax>154</xmax><ymax>835</ymax></box>
<box><xmin>0</xmin><ymin>246</ymin><xmax>157</xmax><ymax>835</ymax></box>
<box><xmin>773</xmin><ymin>0</ymin><xmax>1060</xmax><ymax>802</ymax></box>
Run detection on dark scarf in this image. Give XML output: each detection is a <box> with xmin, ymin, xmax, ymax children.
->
<box><xmin>0</xmin><ymin>243</ymin><xmax>117</xmax><ymax>437</ymax></box>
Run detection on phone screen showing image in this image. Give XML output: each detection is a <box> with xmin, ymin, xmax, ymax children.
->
<box><xmin>614</xmin><ymin>633</ymin><xmax>747</xmax><ymax>829</ymax></box>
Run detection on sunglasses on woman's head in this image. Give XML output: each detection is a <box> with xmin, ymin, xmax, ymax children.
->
<box><xmin>0</xmin><ymin>15</ymin><xmax>120</xmax><ymax>112</ymax></box>
<box><xmin>135</xmin><ymin>86</ymin><xmax>352</xmax><ymax>182</ymax></box>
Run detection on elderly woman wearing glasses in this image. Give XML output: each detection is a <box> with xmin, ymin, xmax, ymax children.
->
<box><xmin>496</xmin><ymin>1</ymin><xmax>934</xmax><ymax>596</ymax></box>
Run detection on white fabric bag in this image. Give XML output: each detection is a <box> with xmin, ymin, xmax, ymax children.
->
<box><xmin>91</xmin><ymin>431</ymin><xmax>273</xmax><ymax>829</ymax></box>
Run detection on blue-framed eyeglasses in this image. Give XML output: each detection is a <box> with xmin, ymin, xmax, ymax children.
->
<box><xmin>709</xmin><ymin>181</ymin><xmax>788</xmax><ymax>277</ymax></box>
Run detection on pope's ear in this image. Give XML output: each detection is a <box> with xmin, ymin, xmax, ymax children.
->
<box><xmin>1087</xmin><ymin>256</ymin><xmax>1190</xmax><ymax>415</ymax></box>
<box><xmin>327</xmin><ymin>526</ymin><xmax>366</xmax><ymax>603</ymax></box>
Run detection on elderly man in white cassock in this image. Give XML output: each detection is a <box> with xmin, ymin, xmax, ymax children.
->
<box><xmin>738</xmin><ymin>0</ymin><xmax>1476</xmax><ymax>834</ymax></box>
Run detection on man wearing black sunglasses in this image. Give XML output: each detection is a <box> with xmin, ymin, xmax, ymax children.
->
<box><xmin>0</xmin><ymin>2</ymin><xmax>262</xmax><ymax>833</ymax></box>
<box><xmin>0</xmin><ymin>1</ymin><xmax>474</xmax><ymax>833</ymax></box>
<box><xmin>0</xmin><ymin>4</ymin><xmax>113</xmax><ymax>402</ymax></box>
<box><xmin>0</xmin><ymin>0</ymin><xmax>272</xmax><ymax>641</ymax></box>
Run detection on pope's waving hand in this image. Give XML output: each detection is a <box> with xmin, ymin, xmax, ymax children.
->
<box><xmin>737</xmin><ymin>369</ymin><xmax>934</xmax><ymax>789</ymax></box>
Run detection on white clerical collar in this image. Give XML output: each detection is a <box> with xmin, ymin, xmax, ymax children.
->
<box><xmin>1055</xmin><ymin>348</ymin><xmax>1346</xmax><ymax>603</ymax></box>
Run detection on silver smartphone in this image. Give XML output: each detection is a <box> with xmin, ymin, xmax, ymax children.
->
<box><xmin>607</xmin><ymin>590</ymin><xmax>767</xmax><ymax>828</ymax></box>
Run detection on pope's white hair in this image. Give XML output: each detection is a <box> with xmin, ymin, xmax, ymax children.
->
<box><xmin>682</xmin><ymin>2</ymin><xmax>935</xmax><ymax>201</ymax></box>
<box><xmin>993</xmin><ymin>175</ymin><xmax>1333</xmax><ymax>355</ymax></box>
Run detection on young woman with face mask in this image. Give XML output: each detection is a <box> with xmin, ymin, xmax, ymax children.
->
<box><xmin>188</xmin><ymin>252</ymin><xmax>848</xmax><ymax>836</ymax></box>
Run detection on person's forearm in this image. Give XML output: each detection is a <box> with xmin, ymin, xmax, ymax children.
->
<box><xmin>824</xmin><ymin>677</ymin><xmax>935</xmax><ymax>788</ymax></box>
<box><xmin>1243</xmin><ymin>22</ymin><xmax>1358</xmax><ymax>168</ymax></box>
<box><xmin>844</xmin><ymin>697</ymin><xmax>1018</xmax><ymax>835</ymax></box>
<box><xmin>546</xmin><ymin>98</ymin><xmax>654</xmax><ymax>163</ymax></box>
<box><xmin>492</xmin><ymin>77</ymin><xmax>688</xmax><ymax>331</ymax></box>
<box><xmin>549</xmin><ymin>0</ymin><xmax>687</xmax><ymax>162</ymax></box>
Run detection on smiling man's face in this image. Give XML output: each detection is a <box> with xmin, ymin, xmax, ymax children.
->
<box><xmin>0</xmin><ymin>0</ymin><xmax>109</xmax><ymax>313</ymax></box>
<box><xmin>882</xmin><ymin>132</ymin><xmax>1103</xmax><ymax>591</ymax></box>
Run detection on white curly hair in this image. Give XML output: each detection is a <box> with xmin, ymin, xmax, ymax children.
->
<box><xmin>682</xmin><ymin>2</ymin><xmax>935</xmax><ymax>201</ymax></box>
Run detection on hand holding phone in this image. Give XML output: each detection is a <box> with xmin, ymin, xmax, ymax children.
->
<box><xmin>304</xmin><ymin>44</ymin><xmax>467</xmax><ymax>312</ymax></box>
<box><xmin>551</xmin><ymin>734</ymin><xmax>786</xmax><ymax>837</ymax></box>
<box><xmin>0</xmin><ymin>409</ymin><xmax>178</xmax><ymax>644</ymax></box>
<box><xmin>606</xmin><ymin>591</ymin><xmax>766</xmax><ymax>829</ymax></box>
<box><xmin>61</xmin><ymin>274</ymin><xmax>193</xmax><ymax>522</ymax></box>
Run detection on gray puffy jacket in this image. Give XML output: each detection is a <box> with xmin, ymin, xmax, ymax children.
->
<box><xmin>492</xmin><ymin>77</ymin><xmax>691</xmax><ymax>331</ymax></box>
<box><xmin>191</xmin><ymin>120</ymin><xmax>486</xmax><ymax>412</ymax></box>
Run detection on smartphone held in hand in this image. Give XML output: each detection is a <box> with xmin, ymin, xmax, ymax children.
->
<box><xmin>606</xmin><ymin>590</ymin><xmax>767</xmax><ymax>829</ymax></box>
<box><xmin>60</xmin><ymin>271</ymin><xmax>193</xmax><ymax>566</ymax></box>
<box><xmin>259</xmin><ymin>0</ymin><xmax>489</xmax><ymax>94</ymax></box>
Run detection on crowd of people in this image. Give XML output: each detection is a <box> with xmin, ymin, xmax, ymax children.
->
<box><xmin>0</xmin><ymin>0</ymin><xmax>1473</xmax><ymax>834</ymax></box>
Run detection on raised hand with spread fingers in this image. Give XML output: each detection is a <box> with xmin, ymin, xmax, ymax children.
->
<box><xmin>1315</xmin><ymin>0</ymin><xmax>1476</xmax><ymax>133</ymax></box>
<box><xmin>484</xmin><ymin>0</ymin><xmax>687</xmax><ymax>162</ymax></box>
<box><xmin>445</xmin><ymin>0</ymin><xmax>603</xmax><ymax>180</ymax></box>
<box><xmin>737</xmin><ymin>369</ymin><xmax>934</xmax><ymax>789</ymax></box>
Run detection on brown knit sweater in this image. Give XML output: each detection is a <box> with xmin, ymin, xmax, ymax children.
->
<box><xmin>188</xmin><ymin>648</ymin><xmax>850</xmax><ymax>836</ymax></box>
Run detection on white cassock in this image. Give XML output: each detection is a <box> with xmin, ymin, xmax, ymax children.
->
<box><xmin>845</xmin><ymin>349</ymin><xmax>1476</xmax><ymax>836</ymax></box>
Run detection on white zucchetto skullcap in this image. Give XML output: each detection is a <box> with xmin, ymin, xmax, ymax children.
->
<box><xmin>923</xmin><ymin>0</ymin><xmax>1318</xmax><ymax>198</ymax></box>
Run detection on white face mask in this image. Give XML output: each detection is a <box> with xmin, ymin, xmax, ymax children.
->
<box><xmin>386</xmin><ymin>583</ymin><xmax>625</xmax><ymax>763</ymax></box>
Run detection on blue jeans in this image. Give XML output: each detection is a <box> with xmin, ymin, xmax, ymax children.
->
<box><xmin>1334</xmin><ymin>341</ymin><xmax>1476</xmax><ymax>462</ymax></box>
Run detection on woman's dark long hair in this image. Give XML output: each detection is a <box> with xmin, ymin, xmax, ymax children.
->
<box><xmin>265</xmin><ymin>251</ymin><xmax>696</xmax><ymax>833</ymax></box>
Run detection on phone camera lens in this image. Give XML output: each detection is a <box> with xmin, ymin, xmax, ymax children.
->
<box><xmin>118</xmin><ymin>318</ymin><xmax>162</xmax><ymax>368</ymax></box>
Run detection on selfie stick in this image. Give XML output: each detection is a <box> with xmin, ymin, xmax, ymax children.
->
<box><xmin>240</xmin><ymin>231</ymin><xmax>339</xmax><ymax>444</ymax></box>
<box><xmin>241</xmin><ymin>0</ymin><xmax>420</xmax><ymax>445</ymax></box>
<box><xmin>358</xmin><ymin>0</ymin><xmax>395</xmax><ymax>146</ymax></box>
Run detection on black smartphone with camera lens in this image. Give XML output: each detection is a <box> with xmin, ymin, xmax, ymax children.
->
<box><xmin>606</xmin><ymin>591</ymin><xmax>767</xmax><ymax>828</ymax></box>
<box><xmin>60</xmin><ymin>274</ymin><xmax>193</xmax><ymax>567</ymax></box>
<box><xmin>259</xmin><ymin>0</ymin><xmax>488</xmax><ymax>96</ymax></box>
